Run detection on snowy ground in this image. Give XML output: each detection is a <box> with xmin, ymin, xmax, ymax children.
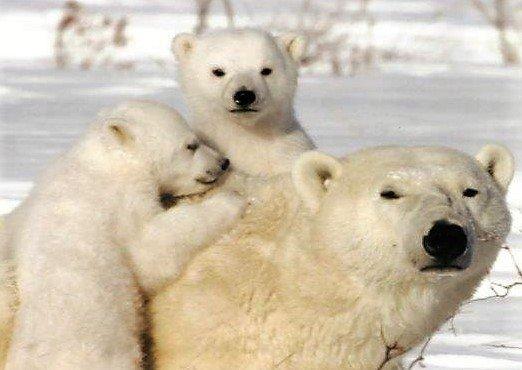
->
<box><xmin>1</xmin><ymin>0</ymin><xmax>522</xmax><ymax>368</ymax></box>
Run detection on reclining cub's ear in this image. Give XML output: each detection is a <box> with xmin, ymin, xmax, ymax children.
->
<box><xmin>476</xmin><ymin>144</ymin><xmax>515</xmax><ymax>192</ymax></box>
<box><xmin>292</xmin><ymin>151</ymin><xmax>343</xmax><ymax>212</ymax></box>
<box><xmin>106</xmin><ymin>118</ymin><xmax>135</xmax><ymax>146</ymax></box>
<box><xmin>277</xmin><ymin>33</ymin><xmax>307</xmax><ymax>64</ymax></box>
<box><xmin>171</xmin><ymin>33</ymin><xmax>197</xmax><ymax>60</ymax></box>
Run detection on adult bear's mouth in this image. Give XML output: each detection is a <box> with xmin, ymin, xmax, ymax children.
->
<box><xmin>420</xmin><ymin>264</ymin><xmax>465</xmax><ymax>273</ymax></box>
<box><xmin>229</xmin><ymin>108</ymin><xmax>258</xmax><ymax>113</ymax></box>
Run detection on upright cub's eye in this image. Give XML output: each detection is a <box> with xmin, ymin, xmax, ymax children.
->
<box><xmin>260</xmin><ymin>67</ymin><xmax>273</xmax><ymax>76</ymax></box>
<box><xmin>186</xmin><ymin>142</ymin><xmax>199</xmax><ymax>152</ymax></box>
<box><xmin>463</xmin><ymin>188</ymin><xmax>479</xmax><ymax>197</ymax></box>
<box><xmin>212</xmin><ymin>68</ymin><xmax>225</xmax><ymax>77</ymax></box>
<box><xmin>380</xmin><ymin>190</ymin><xmax>401</xmax><ymax>200</ymax></box>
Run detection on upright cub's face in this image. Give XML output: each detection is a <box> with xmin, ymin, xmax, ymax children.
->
<box><xmin>293</xmin><ymin>146</ymin><xmax>514</xmax><ymax>286</ymax></box>
<box><xmin>172</xmin><ymin>29</ymin><xmax>306</xmax><ymax>126</ymax></box>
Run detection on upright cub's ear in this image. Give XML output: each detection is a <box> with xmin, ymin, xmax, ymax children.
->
<box><xmin>277</xmin><ymin>33</ymin><xmax>307</xmax><ymax>64</ymax></box>
<box><xmin>292</xmin><ymin>151</ymin><xmax>343</xmax><ymax>212</ymax></box>
<box><xmin>171</xmin><ymin>33</ymin><xmax>197</xmax><ymax>60</ymax></box>
<box><xmin>476</xmin><ymin>144</ymin><xmax>515</xmax><ymax>192</ymax></box>
<box><xmin>105</xmin><ymin>118</ymin><xmax>135</xmax><ymax>147</ymax></box>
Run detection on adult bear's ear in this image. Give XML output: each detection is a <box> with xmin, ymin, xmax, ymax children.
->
<box><xmin>292</xmin><ymin>151</ymin><xmax>343</xmax><ymax>212</ymax></box>
<box><xmin>277</xmin><ymin>33</ymin><xmax>307</xmax><ymax>64</ymax></box>
<box><xmin>476</xmin><ymin>144</ymin><xmax>515</xmax><ymax>192</ymax></box>
<box><xmin>171</xmin><ymin>33</ymin><xmax>197</xmax><ymax>60</ymax></box>
<box><xmin>105</xmin><ymin>118</ymin><xmax>135</xmax><ymax>147</ymax></box>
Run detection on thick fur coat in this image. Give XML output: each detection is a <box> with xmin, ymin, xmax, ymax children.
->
<box><xmin>0</xmin><ymin>101</ymin><xmax>244</xmax><ymax>369</ymax></box>
<box><xmin>151</xmin><ymin>145</ymin><xmax>514</xmax><ymax>369</ymax></box>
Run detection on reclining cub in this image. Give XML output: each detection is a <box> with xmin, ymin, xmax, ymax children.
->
<box><xmin>1</xmin><ymin>100</ymin><xmax>245</xmax><ymax>369</ymax></box>
<box><xmin>152</xmin><ymin>145</ymin><xmax>514</xmax><ymax>369</ymax></box>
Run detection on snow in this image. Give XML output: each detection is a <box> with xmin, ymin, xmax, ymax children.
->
<box><xmin>0</xmin><ymin>0</ymin><xmax>521</xmax><ymax>367</ymax></box>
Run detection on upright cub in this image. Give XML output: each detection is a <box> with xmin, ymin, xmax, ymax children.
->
<box><xmin>172</xmin><ymin>28</ymin><xmax>315</xmax><ymax>176</ymax></box>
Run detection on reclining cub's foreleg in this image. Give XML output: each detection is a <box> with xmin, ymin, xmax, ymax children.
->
<box><xmin>128</xmin><ymin>192</ymin><xmax>246</xmax><ymax>294</ymax></box>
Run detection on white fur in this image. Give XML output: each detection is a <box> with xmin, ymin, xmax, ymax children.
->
<box><xmin>151</xmin><ymin>145</ymin><xmax>513</xmax><ymax>369</ymax></box>
<box><xmin>172</xmin><ymin>28</ymin><xmax>314</xmax><ymax>176</ymax></box>
<box><xmin>1</xmin><ymin>100</ymin><xmax>245</xmax><ymax>369</ymax></box>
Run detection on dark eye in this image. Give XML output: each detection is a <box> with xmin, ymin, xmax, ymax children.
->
<box><xmin>186</xmin><ymin>142</ymin><xmax>199</xmax><ymax>152</ymax></box>
<box><xmin>380</xmin><ymin>190</ymin><xmax>401</xmax><ymax>200</ymax></box>
<box><xmin>260</xmin><ymin>67</ymin><xmax>272</xmax><ymax>76</ymax></box>
<box><xmin>212</xmin><ymin>68</ymin><xmax>225</xmax><ymax>77</ymax></box>
<box><xmin>463</xmin><ymin>188</ymin><xmax>479</xmax><ymax>197</ymax></box>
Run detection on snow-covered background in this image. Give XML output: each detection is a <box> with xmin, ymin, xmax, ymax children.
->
<box><xmin>0</xmin><ymin>0</ymin><xmax>521</xmax><ymax>368</ymax></box>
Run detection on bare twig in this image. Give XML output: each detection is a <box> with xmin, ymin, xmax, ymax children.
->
<box><xmin>377</xmin><ymin>328</ymin><xmax>405</xmax><ymax>370</ymax></box>
<box><xmin>407</xmin><ymin>337</ymin><xmax>432</xmax><ymax>369</ymax></box>
<box><xmin>194</xmin><ymin>0</ymin><xmax>235</xmax><ymax>35</ymax></box>
<box><xmin>471</xmin><ymin>245</ymin><xmax>522</xmax><ymax>303</ymax></box>
<box><xmin>470</xmin><ymin>0</ymin><xmax>521</xmax><ymax>65</ymax></box>
<box><xmin>484</xmin><ymin>343</ymin><xmax>522</xmax><ymax>350</ymax></box>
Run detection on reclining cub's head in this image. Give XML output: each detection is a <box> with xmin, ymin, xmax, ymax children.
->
<box><xmin>293</xmin><ymin>145</ymin><xmax>514</xmax><ymax>285</ymax></box>
<box><xmin>172</xmin><ymin>28</ymin><xmax>306</xmax><ymax>126</ymax></box>
<box><xmin>96</xmin><ymin>101</ymin><xmax>230</xmax><ymax>196</ymax></box>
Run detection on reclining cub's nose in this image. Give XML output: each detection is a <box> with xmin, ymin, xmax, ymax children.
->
<box><xmin>423</xmin><ymin>220</ymin><xmax>468</xmax><ymax>261</ymax></box>
<box><xmin>220</xmin><ymin>158</ymin><xmax>230</xmax><ymax>171</ymax></box>
<box><xmin>233</xmin><ymin>89</ymin><xmax>256</xmax><ymax>107</ymax></box>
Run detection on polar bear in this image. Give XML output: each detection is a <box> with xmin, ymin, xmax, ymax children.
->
<box><xmin>151</xmin><ymin>145</ymin><xmax>514</xmax><ymax>369</ymax></box>
<box><xmin>1</xmin><ymin>100</ymin><xmax>245</xmax><ymax>369</ymax></box>
<box><xmin>172</xmin><ymin>28</ymin><xmax>315</xmax><ymax>176</ymax></box>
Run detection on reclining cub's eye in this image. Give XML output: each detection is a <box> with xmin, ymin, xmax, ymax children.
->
<box><xmin>380</xmin><ymin>190</ymin><xmax>401</xmax><ymax>200</ymax></box>
<box><xmin>186</xmin><ymin>142</ymin><xmax>199</xmax><ymax>151</ymax></box>
<box><xmin>260</xmin><ymin>67</ymin><xmax>272</xmax><ymax>76</ymax></box>
<box><xmin>212</xmin><ymin>68</ymin><xmax>225</xmax><ymax>77</ymax></box>
<box><xmin>463</xmin><ymin>188</ymin><xmax>479</xmax><ymax>197</ymax></box>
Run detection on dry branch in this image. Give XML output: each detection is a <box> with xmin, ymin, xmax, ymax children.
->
<box><xmin>470</xmin><ymin>0</ymin><xmax>521</xmax><ymax>65</ymax></box>
<box><xmin>194</xmin><ymin>0</ymin><xmax>235</xmax><ymax>34</ymax></box>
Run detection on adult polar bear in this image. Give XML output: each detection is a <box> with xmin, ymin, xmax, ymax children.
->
<box><xmin>151</xmin><ymin>145</ymin><xmax>514</xmax><ymax>369</ymax></box>
<box><xmin>172</xmin><ymin>28</ymin><xmax>314</xmax><ymax>176</ymax></box>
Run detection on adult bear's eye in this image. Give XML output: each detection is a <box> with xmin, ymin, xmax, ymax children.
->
<box><xmin>186</xmin><ymin>142</ymin><xmax>199</xmax><ymax>152</ymax></box>
<box><xmin>380</xmin><ymin>190</ymin><xmax>401</xmax><ymax>200</ymax></box>
<box><xmin>260</xmin><ymin>67</ymin><xmax>273</xmax><ymax>76</ymax></box>
<box><xmin>463</xmin><ymin>188</ymin><xmax>479</xmax><ymax>197</ymax></box>
<box><xmin>212</xmin><ymin>68</ymin><xmax>225</xmax><ymax>77</ymax></box>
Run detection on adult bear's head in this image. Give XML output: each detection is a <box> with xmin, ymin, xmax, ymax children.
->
<box><xmin>292</xmin><ymin>145</ymin><xmax>514</xmax><ymax>286</ymax></box>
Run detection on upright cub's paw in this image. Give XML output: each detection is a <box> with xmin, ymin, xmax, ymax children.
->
<box><xmin>205</xmin><ymin>191</ymin><xmax>247</xmax><ymax>225</ymax></box>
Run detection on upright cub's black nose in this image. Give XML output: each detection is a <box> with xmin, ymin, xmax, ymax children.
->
<box><xmin>423</xmin><ymin>220</ymin><xmax>468</xmax><ymax>261</ymax></box>
<box><xmin>233</xmin><ymin>90</ymin><xmax>256</xmax><ymax>107</ymax></box>
<box><xmin>220</xmin><ymin>158</ymin><xmax>230</xmax><ymax>171</ymax></box>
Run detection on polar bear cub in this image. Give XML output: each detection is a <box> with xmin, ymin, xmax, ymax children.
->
<box><xmin>172</xmin><ymin>28</ymin><xmax>315</xmax><ymax>176</ymax></box>
<box><xmin>3</xmin><ymin>100</ymin><xmax>245</xmax><ymax>369</ymax></box>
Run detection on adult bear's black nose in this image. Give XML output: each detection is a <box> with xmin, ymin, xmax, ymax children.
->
<box><xmin>423</xmin><ymin>220</ymin><xmax>468</xmax><ymax>261</ymax></box>
<box><xmin>233</xmin><ymin>89</ymin><xmax>256</xmax><ymax>107</ymax></box>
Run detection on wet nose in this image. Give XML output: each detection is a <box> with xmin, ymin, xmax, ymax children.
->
<box><xmin>233</xmin><ymin>89</ymin><xmax>256</xmax><ymax>107</ymax></box>
<box><xmin>220</xmin><ymin>158</ymin><xmax>230</xmax><ymax>171</ymax></box>
<box><xmin>423</xmin><ymin>220</ymin><xmax>468</xmax><ymax>261</ymax></box>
